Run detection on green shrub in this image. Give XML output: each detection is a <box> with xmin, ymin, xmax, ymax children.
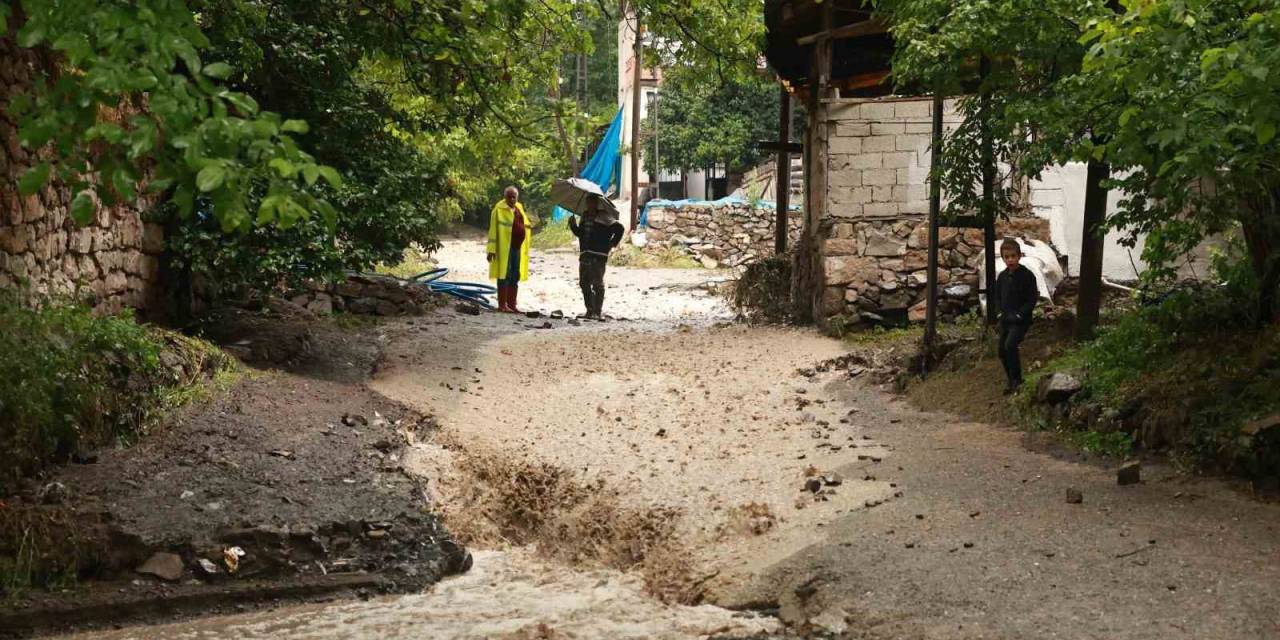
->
<box><xmin>0</xmin><ymin>293</ymin><xmax>226</xmax><ymax>492</ymax></box>
<box><xmin>531</xmin><ymin>219</ymin><xmax>576</xmax><ymax>250</ymax></box>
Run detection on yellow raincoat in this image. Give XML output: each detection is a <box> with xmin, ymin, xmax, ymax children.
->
<box><xmin>487</xmin><ymin>199</ymin><xmax>533</xmax><ymax>282</ymax></box>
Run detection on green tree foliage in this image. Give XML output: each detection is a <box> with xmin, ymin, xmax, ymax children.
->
<box><xmin>880</xmin><ymin>0</ymin><xmax>1280</xmax><ymax>321</ymax></box>
<box><xmin>7</xmin><ymin>0</ymin><xmax>338</xmax><ymax>233</ymax></box>
<box><xmin>644</xmin><ymin>67</ymin><xmax>778</xmax><ymax>176</ymax></box>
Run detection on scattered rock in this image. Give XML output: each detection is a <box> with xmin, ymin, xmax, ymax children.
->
<box><xmin>1117</xmin><ymin>460</ymin><xmax>1141</xmax><ymax>486</ymax></box>
<box><xmin>804</xmin><ymin>478</ymin><xmax>823</xmax><ymax>493</ymax></box>
<box><xmin>1065</xmin><ymin>488</ymin><xmax>1084</xmax><ymax>504</ymax></box>
<box><xmin>1036</xmin><ymin>373</ymin><xmax>1084</xmax><ymax>404</ymax></box>
<box><xmin>537</xmin><ymin>322</ymin><xmax>554</xmax><ymax>329</ymax></box>
<box><xmin>195</xmin><ymin>558</ymin><xmax>222</xmax><ymax>577</ymax></box>
<box><xmin>525</xmin><ymin>311</ymin><xmax>544</xmax><ymax>319</ymax></box>
<box><xmin>823</xmin><ymin>473</ymin><xmax>844</xmax><ymax>487</ymax></box>
<box><xmin>455</xmin><ymin>302</ymin><xmax>482</xmax><ymax>316</ymax></box>
<box><xmin>342</xmin><ymin>413</ymin><xmax>368</xmax><ymax>427</ymax></box>
<box><xmin>267</xmin><ymin>449</ymin><xmax>295</xmax><ymax>459</ymax></box>
<box><xmin>38</xmin><ymin>481</ymin><xmax>68</xmax><ymax>505</ymax></box>
<box><xmin>137</xmin><ymin>552</ymin><xmax>185</xmax><ymax>581</ymax></box>
<box><xmin>550</xmin><ymin>310</ymin><xmax>565</xmax><ymax>319</ymax></box>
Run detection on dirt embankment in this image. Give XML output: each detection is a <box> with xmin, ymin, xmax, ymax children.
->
<box><xmin>1</xmin><ymin>313</ymin><xmax>470</xmax><ymax>638</ymax></box>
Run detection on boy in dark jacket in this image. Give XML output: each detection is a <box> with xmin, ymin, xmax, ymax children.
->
<box><xmin>991</xmin><ymin>239</ymin><xmax>1039</xmax><ymax>394</ymax></box>
<box><xmin>568</xmin><ymin>198</ymin><xmax>625</xmax><ymax>319</ymax></box>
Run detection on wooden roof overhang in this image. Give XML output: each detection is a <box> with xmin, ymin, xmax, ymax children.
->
<box><xmin>763</xmin><ymin>0</ymin><xmax>897</xmax><ymax>99</ymax></box>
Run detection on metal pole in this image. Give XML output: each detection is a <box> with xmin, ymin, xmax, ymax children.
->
<box><xmin>924</xmin><ymin>91</ymin><xmax>944</xmax><ymax>369</ymax></box>
<box><xmin>629</xmin><ymin>13</ymin><xmax>643</xmax><ymax>230</ymax></box>
<box><xmin>653</xmin><ymin>88</ymin><xmax>660</xmax><ymax>196</ymax></box>
<box><xmin>775</xmin><ymin>84</ymin><xmax>792</xmax><ymax>254</ymax></box>
<box><xmin>980</xmin><ymin>56</ymin><xmax>998</xmax><ymax>325</ymax></box>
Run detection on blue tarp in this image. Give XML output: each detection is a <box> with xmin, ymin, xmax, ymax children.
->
<box><xmin>552</xmin><ymin>107</ymin><xmax>624</xmax><ymax>222</ymax></box>
<box><xmin>638</xmin><ymin>195</ymin><xmax>801</xmax><ymax>227</ymax></box>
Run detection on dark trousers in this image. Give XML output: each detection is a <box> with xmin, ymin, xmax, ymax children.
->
<box><xmin>998</xmin><ymin>321</ymin><xmax>1029</xmax><ymax>387</ymax></box>
<box><xmin>498</xmin><ymin>242</ymin><xmax>522</xmax><ymax>286</ymax></box>
<box><xmin>579</xmin><ymin>254</ymin><xmax>608</xmax><ymax>316</ymax></box>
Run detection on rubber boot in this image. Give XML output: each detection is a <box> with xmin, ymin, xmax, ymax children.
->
<box><xmin>496</xmin><ymin>285</ymin><xmax>510</xmax><ymax>312</ymax></box>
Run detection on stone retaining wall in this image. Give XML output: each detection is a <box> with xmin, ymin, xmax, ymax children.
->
<box><xmin>643</xmin><ymin>201</ymin><xmax>802</xmax><ymax>269</ymax></box>
<box><xmin>0</xmin><ymin>37</ymin><xmax>163</xmax><ymax>313</ymax></box>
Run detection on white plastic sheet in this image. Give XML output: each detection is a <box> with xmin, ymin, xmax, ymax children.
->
<box><xmin>978</xmin><ymin>238</ymin><xmax>1065</xmax><ymax>314</ymax></box>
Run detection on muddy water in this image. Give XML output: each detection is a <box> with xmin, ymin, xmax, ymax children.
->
<box><xmin>66</xmin><ymin>550</ymin><xmax>779</xmax><ymax>639</ymax></box>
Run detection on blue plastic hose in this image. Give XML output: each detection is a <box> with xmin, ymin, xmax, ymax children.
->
<box><xmin>351</xmin><ymin>268</ymin><xmax>495</xmax><ymax>308</ymax></box>
<box><xmin>409</xmin><ymin>268</ymin><xmax>496</xmax><ymax>308</ymax></box>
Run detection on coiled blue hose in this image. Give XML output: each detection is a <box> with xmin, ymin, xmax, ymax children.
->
<box><xmin>409</xmin><ymin>267</ymin><xmax>496</xmax><ymax>308</ymax></box>
<box><xmin>351</xmin><ymin>268</ymin><xmax>495</xmax><ymax>308</ymax></box>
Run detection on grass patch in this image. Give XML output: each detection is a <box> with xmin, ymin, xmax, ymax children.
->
<box><xmin>376</xmin><ymin>244</ymin><xmax>437</xmax><ymax>280</ymax></box>
<box><xmin>0</xmin><ymin>292</ymin><xmax>232</xmax><ymax>495</ymax></box>
<box><xmin>609</xmin><ymin>244</ymin><xmax>700</xmax><ymax>269</ymax></box>
<box><xmin>531</xmin><ymin>219</ymin><xmax>576</xmax><ymax>250</ymax></box>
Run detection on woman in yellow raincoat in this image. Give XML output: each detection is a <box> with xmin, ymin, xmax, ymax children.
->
<box><xmin>487</xmin><ymin>186</ymin><xmax>533</xmax><ymax>312</ymax></box>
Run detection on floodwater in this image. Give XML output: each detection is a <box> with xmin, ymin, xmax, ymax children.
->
<box><xmin>66</xmin><ymin>550</ymin><xmax>779</xmax><ymax>639</ymax></box>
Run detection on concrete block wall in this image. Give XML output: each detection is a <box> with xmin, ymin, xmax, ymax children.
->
<box><xmin>0</xmin><ymin>37</ymin><xmax>163</xmax><ymax>313</ymax></box>
<box><xmin>818</xmin><ymin>96</ymin><xmax>1051</xmax><ymax>323</ymax></box>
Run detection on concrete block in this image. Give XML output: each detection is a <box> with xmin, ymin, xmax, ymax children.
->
<box><xmin>864</xmin><ymin>201</ymin><xmax>901</xmax><ymax>217</ymax></box>
<box><xmin>863</xmin><ymin>136</ymin><xmax>897</xmax><ymax>152</ymax></box>
<box><xmin>863</xmin><ymin>169</ymin><xmax>897</xmax><ymax>186</ymax></box>
<box><xmin>860</xmin><ymin>102</ymin><xmax>896</xmax><ymax>120</ymax></box>
<box><xmin>882</xmin><ymin>152</ymin><xmax>915</xmax><ymax>168</ymax></box>
<box><xmin>836</xmin><ymin>123</ymin><xmax>871</xmax><ymax>137</ymax></box>
<box><xmin>871</xmin><ymin>122</ymin><xmax>906</xmax><ymax>136</ymax></box>
<box><xmin>830</xmin><ymin>136</ymin><xmax>863</xmax><ymax>154</ymax></box>
<box><xmin>895</xmin><ymin>101</ymin><xmax>932</xmax><ymax>119</ymax></box>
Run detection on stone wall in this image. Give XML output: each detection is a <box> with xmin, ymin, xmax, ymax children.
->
<box><xmin>643</xmin><ymin>201</ymin><xmax>802</xmax><ymax>269</ymax></box>
<box><xmin>817</xmin><ymin>97</ymin><xmax>1052</xmax><ymax>323</ymax></box>
<box><xmin>0</xmin><ymin>38</ymin><xmax>163</xmax><ymax>313</ymax></box>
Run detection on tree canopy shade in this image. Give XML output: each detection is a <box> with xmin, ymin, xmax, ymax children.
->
<box><xmin>878</xmin><ymin>0</ymin><xmax>1280</xmax><ymax>322</ymax></box>
<box><xmin>6</xmin><ymin>0</ymin><xmax>339</xmax><ymax>232</ymax></box>
<box><xmin>643</xmin><ymin>67</ymin><xmax>779</xmax><ymax>177</ymax></box>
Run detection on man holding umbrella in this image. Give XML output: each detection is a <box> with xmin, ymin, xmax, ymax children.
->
<box><xmin>569</xmin><ymin>197</ymin><xmax>625</xmax><ymax>319</ymax></box>
<box><xmin>551</xmin><ymin>178</ymin><xmax>624</xmax><ymax>320</ymax></box>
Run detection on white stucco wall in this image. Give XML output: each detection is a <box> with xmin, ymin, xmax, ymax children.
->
<box><xmin>1029</xmin><ymin>163</ymin><xmax>1146</xmax><ymax>280</ymax></box>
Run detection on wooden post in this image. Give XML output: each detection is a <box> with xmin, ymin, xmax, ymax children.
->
<box><xmin>775</xmin><ymin>85</ymin><xmax>792</xmax><ymax>254</ymax></box>
<box><xmin>980</xmin><ymin>56</ymin><xmax>998</xmax><ymax>325</ymax></box>
<box><xmin>1075</xmin><ymin>158</ymin><xmax>1110</xmax><ymax>340</ymax></box>
<box><xmin>793</xmin><ymin>2</ymin><xmax>833</xmax><ymax>323</ymax></box>
<box><xmin>629</xmin><ymin>14</ymin><xmax>643</xmax><ymax>230</ymax></box>
<box><xmin>923</xmin><ymin>91</ymin><xmax>944</xmax><ymax>370</ymax></box>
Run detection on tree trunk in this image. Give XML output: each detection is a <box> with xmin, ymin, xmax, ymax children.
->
<box><xmin>551</xmin><ymin>67</ymin><xmax>578</xmax><ymax>176</ymax></box>
<box><xmin>1075</xmin><ymin>158</ymin><xmax>1110</xmax><ymax>340</ymax></box>
<box><xmin>1240</xmin><ymin>189</ymin><xmax>1280</xmax><ymax>325</ymax></box>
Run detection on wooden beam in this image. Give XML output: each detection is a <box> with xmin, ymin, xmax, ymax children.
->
<box><xmin>980</xmin><ymin>56</ymin><xmax>998</xmax><ymax>325</ymax></box>
<box><xmin>796</xmin><ymin>17</ymin><xmax>888</xmax><ymax>46</ymax></box>
<box><xmin>775</xmin><ymin>85</ymin><xmax>793</xmax><ymax>254</ymax></box>
<box><xmin>758</xmin><ymin>141</ymin><xmax>804</xmax><ymax>154</ymax></box>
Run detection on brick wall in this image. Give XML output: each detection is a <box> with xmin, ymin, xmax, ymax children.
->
<box><xmin>0</xmin><ymin>37</ymin><xmax>163</xmax><ymax>313</ymax></box>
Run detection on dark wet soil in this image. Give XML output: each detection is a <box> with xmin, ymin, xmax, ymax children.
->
<box><xmin>1</xmin><ymin>313</ymin><xmax>470</xmax><ymax>638</ymax></box>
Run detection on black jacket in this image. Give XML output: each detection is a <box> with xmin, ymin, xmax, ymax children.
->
<box><xmin>992</xmin><ymin>264</ymin><xmax>1038</xmax><ymax>325</ymax></box>
<box><xmin>569</xmin><ymin>217</ymin><xmax>625</xmax><ymax>256</ymax></box>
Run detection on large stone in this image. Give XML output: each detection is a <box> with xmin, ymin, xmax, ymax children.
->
<box><xmin>908</xmin><ymin>300</ymin><xmax>928</xmax><ymax>322</ymax></box>
<box><xmin>137</xmin><ymin>552</ymin><xmax>185</xmax><ymax>581</ymax></box>
<box><xmin>824</xmin><ymin>256</ymin><xmax>876</xmax><ymax>286</ymax></box>
<box><xmin>1036</xmin><ymin>373</ymin><xmax>1083</xmax><ymax>404</ymax></box>
<box><xmin>822</xmin><ymin>286</ymin><xmax>846</xmax><ymax>316</ymax></box>
<box><xmin>1117</xmin><ymin>460</ymin><xmax>1141</xmax><ymax>486</ymax></box>
<box><xmin>824</xmin><ymin>238</ymin><xmax>859</xmax><ymax>257</ymax></box>
<box><xmin>861</xmin><ymin>229</ymin><xmax>907</xmax><ymax>257</ymax></box>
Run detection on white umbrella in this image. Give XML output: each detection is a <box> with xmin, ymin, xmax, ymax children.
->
<box><xmin>550</xmin><ymin>178</ymin><xmax>619</xmax><ymax>223</ymax></box>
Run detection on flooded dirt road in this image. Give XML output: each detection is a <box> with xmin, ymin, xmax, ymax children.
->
<box><xmin>61</xmin><ymin>239</ymin><xmax>1280</xmax><ymax>639</ymax></box>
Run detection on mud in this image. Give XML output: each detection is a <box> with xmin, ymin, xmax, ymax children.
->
<box><xmin>2</xmin><ymin>317</ymin><xmax>469</xmax><ymax>638</ymax></box>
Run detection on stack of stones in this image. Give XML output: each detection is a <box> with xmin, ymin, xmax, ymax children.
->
<box><xmin>643</xmin><ymin>201</ymin><xmax>802</xmax><ymax>268</ymax></box>
<box><xmin>823</xmin><ymin>216</ymin><xmax>1052</xmax><ymax>324</ymax></box>
<box><xmin>1</xmin><ymin>41</ymin><xmax>162</xmax><ymax>313</ymax></box>
<box><xmin>287</xmin><ymin>274</ymin><xmax>444</xmax><ymax>317</ymax></box>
